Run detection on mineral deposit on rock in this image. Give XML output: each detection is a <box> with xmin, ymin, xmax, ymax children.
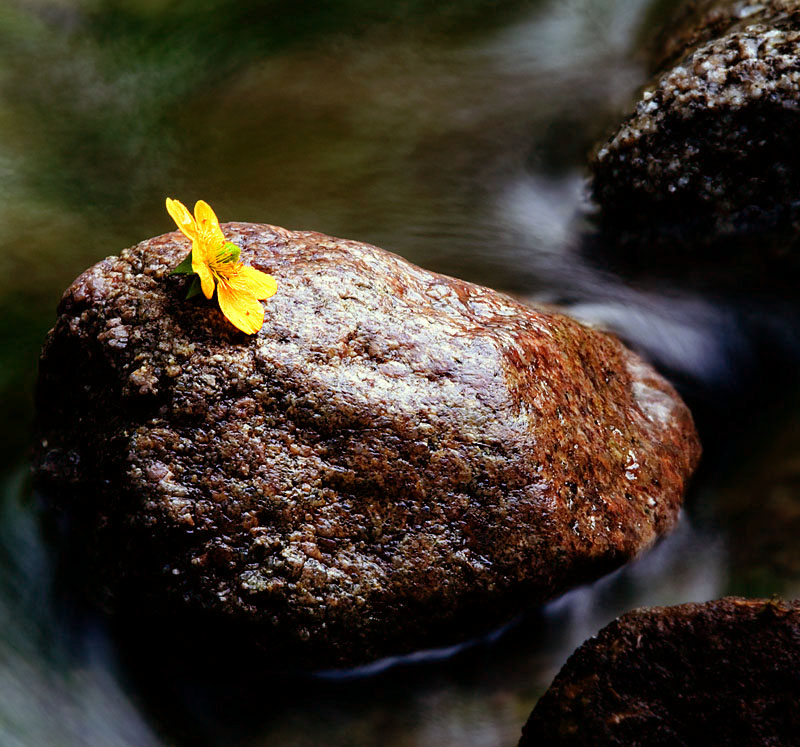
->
<box><xmin>520</xmin><ymin>597</ymin><xmax>800</xmax><ymax>746</ymax></box>
<box><xmin>591</xmin><ymin>0</ymin><xmax>800</xmax><ymax>282</ymax></box>
<box><xmin>34</xmin><ymin>223</ymin><xmax>700</xmax><ymax>667</ymax></box>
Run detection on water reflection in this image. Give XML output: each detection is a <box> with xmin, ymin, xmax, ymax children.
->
<box><xmin>0</xmin><ymin>470</ymin><xmax>159</xmax><ymax>746</ymax></box>
<box><xmin>1</xmin><ymin>0</ymin><xmax>799</xmax><ymax>744</ymax></box>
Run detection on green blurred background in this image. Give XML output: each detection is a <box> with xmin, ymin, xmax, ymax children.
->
<box><xmin>1</xmin><ymin>0</ymin><xmax>799</xmax><ymax>745</ymax></box>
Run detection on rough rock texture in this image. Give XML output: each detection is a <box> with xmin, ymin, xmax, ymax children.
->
<box><xmin>520</xmin><ymin>597</ymin><xmax>800</xmax><ymax>746</ymax></box>
<box><xmin>591</xmin><ymin>0</ymin><xmax>800</xmax><ymax>285</ymax></box>
<box><xmin>646</xmin><ymin>0</ymin><xmax>800</xmax><ymax>72</ymax></box>
<box><xmin>34</xmin><ymin>223</ymin><xmax>700</xmax><ymax>668</ymax></box>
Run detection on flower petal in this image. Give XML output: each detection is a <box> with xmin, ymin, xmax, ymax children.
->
<box><xmin>189</xmin><ymin>229</ymin><xmax>216</xmax><ymax>298</ymax></box>
<box><xmin>165</xmin><ymin>198</ymin><xmax>197</xmax><ymax>240</ymax></box>
<box><xmin>217</xmin><ymin>280</ymin><xmax>265</xmax><ymax>334</ymax></box>
<box><xmin>194</xmin><ymin>258</ymin><xmax>215</xmax><ymax>299</ymax></box>
<box><xmin>194</xmin><ymin>200</ymin><xmax>226</xmax><ymax>251</ymax></box>
<box><xmin>235</xmin><ymin>265</ymin><xmax>278</xmax><ymax>300</ymax></box>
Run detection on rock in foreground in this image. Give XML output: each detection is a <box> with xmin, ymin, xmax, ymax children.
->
<box><xmin>34</xmin><ymin>223</ymin><xmax>700</xmax><ymax>668</ymax></box>
<box><xmin>520</xmin><ymin>597</ymin><xmax>800</xmax><ymax>745</ymax></box>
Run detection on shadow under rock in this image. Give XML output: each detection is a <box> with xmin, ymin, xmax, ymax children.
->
<box><xmin>42</xmin><ymin>502</ymin><xmax>722</xmax><ymax>747</ymax></box>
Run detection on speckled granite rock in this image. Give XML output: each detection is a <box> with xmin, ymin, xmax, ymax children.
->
<box><xmin>591</xmin><ymin>0</ymin><xmax>800</xmax><ymax>284</ymax></box>
<box><xmin>520</xmin><ymin>597</ymin><xmax>800</xmax><ymax>746</ymax></box>
<box><xmin>34</xmin><ymin>223</ymin><xmax>700</xmax><ymax>668</ymax></box>
<box><xmin>646</xmin><ymin>0</ymin><xmax>800</xmax><ymax>72</ymax></box>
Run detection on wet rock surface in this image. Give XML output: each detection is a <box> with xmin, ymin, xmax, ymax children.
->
<box><xmin>34</xmin><ymin>223</ymin><xmax>700</xmax><ymax>668</ymax></box>
<box><xmin>520</xmin><ymin>597</ymin><xmax>800</xmax><ymax>746</ymax></box>
<box><xmin>590</xmin><ymin>0</ymin><xmax>800</xmax><ymax>287</ymax></box>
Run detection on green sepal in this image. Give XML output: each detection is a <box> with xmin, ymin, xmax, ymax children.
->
<box><xmin>170</xmin><ymin>251</ymin><xmax>195</xmax><ymax>275</ymax></box>
<box><xmin>219</xmin><ymin>241</ymin><xmax>241</xmax><ymax>264</ymax></box>
<box><xmin>185</xmin><ymin>275</ymin><xmax>202</xmax><ymax>299</ymax></box>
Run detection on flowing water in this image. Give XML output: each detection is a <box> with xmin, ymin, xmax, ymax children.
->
<box><xmin>1</xmin><ymin>0</ymin><xmax>799</xmax><ymax>744</ymax></box>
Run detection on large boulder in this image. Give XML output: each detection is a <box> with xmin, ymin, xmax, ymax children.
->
<box><xmin>520</xmin><ymin>597</ymin><xmax>800</xmax><ymax>745</ymax></box>
<box><xmin>590</xmin><ymin>0</ymin><xmax>800</xmax><ymax>287</ymax></box>
<box><xmin>34</xmin><ymin>222</ymin><xmax>700</xmax><ymax>668</ymax></box>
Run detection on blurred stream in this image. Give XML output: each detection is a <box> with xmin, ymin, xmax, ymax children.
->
<box><xmin>1</xmin><ymin>0</ymin><xmax>799</xmax><ymax>744</ymax></box>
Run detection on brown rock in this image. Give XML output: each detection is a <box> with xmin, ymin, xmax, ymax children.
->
<box><xmin>520</xmin><ymin>597</ymin><xmax>800</xmax><ymax>746</ymax></box>
<box><xmin>645</xmin><ymin>0</ymin><xmax>800</xmax><ymax>73</ymax></box>
<box><xmin>590</xmin><ymin>0</ymin><xmax>800</xmax><ymax>286</ymax></box>
<box><xmin>34</xmin><ymin>223</ymin><xmax>700</xmax><ymax>668</ymax></box>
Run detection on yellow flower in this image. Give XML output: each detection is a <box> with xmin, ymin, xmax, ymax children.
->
<box><xmin>166</xmin><ymin>197</ymin><xmax>277</xmax><ymax>334</ymax></box>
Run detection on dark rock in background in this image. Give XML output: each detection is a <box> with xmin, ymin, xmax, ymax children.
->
<box><xmin>646</xmin><ymin>0</ymin><xmax>800</xmax><ymax>73</ymax></box>
<box><xmin>520</xmin><ymin>597</ymin><xmax>800</xmax><ymax>746</ymax></box>
<box><xmin>34</xmin><ymin>222</ymin><xmax>699</xmax><ymax>669</ymax></box>
<box><xmin>712</xmin><ymin>390</ymin><xmax>800</xmax><ymax>598</ymax></box>
<box><xmin>590</xmin><ymin>0</ymin><xmax>800</xmax><ymax>289</ymax></box>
